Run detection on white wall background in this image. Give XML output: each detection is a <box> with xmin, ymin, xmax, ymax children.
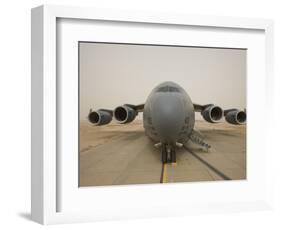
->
<box><xmin>0</xmin><ymin>0</ymin><xmax>280</xmax><ymax>230</ymax></box>
<box><xmin>79</xmin><ymin>43</ymin><xmax>246</xmax><ymax>119</ymax></box>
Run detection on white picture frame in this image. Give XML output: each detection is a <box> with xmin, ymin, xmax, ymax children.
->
<box><xmin>31</xmin><ymin>5</ymin><xmax>274</xmax><ymax>225</ymax></box>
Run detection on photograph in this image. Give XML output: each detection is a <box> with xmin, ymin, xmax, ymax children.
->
<box><xmin>28</xmin><ymin>2</ymin><xmax>277</xmax><ymax>226</ymax></box>
<box><xmin>78</xmin><ymin>42</ymin><xmax>247</xmax><ymax>187</ymax></box>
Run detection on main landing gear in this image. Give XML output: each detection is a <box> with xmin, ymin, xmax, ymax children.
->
<box><xmin>162</xmin><ymin>144</ymin><xmax>176</xmax><ymax>163</ymax></box>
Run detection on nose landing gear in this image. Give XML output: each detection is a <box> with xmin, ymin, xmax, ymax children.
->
<box><xmin>162</xmin><ymin>144</ymin><xmax>176</xmax><ymax>163</ymax></box>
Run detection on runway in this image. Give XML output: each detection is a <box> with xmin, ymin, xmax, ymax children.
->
<box><xmin>79</xmin><ymin>120</ymin><xmax>246</xmax><ymax>186</ymax></box>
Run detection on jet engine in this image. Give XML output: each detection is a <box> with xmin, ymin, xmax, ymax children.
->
<box><xmin>225</xmin><ymin>110</ymin><xmax>246</xmax><ymax>125</ymax></box>
<box><xmin>201</xmin><ymin>105</ymin><xmax>223</xmax><ymax>123</ymax></box>
<box><xmin>88</xmin><ymin>109</ymin><xmax>112</xmax><ymax>126</ymax></box>
<box><xmin>114</xmin><ymin>105</ymin><xmax>138</xmax><ymax>124</ymax></box>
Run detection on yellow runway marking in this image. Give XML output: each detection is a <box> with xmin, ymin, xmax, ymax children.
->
<box><xmin>162</xmin><ymin>164</ymin><xmax>167</xmax><ymax>183</ymax></box>
<box><xmin>161</xmin><ymin>163</ymin><xmax>177</xmax><ymax>183</ymax></box>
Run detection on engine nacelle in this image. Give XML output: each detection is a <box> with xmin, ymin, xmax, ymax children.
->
<box><xmin>114</xmin><ymin>105</ymin><xmax>138</xmax><ymax>124</ymax></box>
<box><xmin>225</xmin><ymin>110</ymin><xmax>246</xmax><ymax>125</ymax></box>
<box><xmin>201</xmin><ymin>105</ymin><xmax>223</xmax><ymax>123</ymax></box>
<box><xmin>88</xmin><ymin>110</ymin><xmax>112</xmax><ymax>126</ymax></box>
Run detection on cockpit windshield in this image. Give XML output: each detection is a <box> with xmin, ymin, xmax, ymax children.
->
<box><xmin>156</xmin><ymin>86</ymin><xmax>180</xmax><ymax>93</ymax></box>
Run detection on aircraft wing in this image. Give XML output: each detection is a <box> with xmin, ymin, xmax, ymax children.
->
<box><xmin>88</xmin><ymin>103</ymin><xmax>144</xmax><ymax>126</ymax></box>
<box><xmin>193</xmin><ymin>103</ymin><xmax>212</xmax><ymax>112</ymax></box>
<box><xmin>193</xmin><ymin>103</ymin><xmax>246</xmax><ymax>125</ymax></box>
<box><xmin>124</xmin><ymin>103</ymin><xmax>145</xmax><ymax>112</ymax></box>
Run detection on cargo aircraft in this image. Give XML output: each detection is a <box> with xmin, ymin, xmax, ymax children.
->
<box><xmin>88</xmin><ymin>82</ymin><xmax>246</xmax><ymax>163</ymax></box>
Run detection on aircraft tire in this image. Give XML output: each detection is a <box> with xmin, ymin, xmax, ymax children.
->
<box><xmin>171</xmin><ymin>149</ymin><xmax>176</xmax><ymax>163</ymax></box>
<box><xmin>162</xmin><ymin>148</ymin><xmax>167</xmax><ymax>163</ymax></box>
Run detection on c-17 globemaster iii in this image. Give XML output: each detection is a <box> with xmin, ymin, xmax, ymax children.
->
<box><xmin>88</xmin><ymin>81</ymin><xmax>246</xmax><ymax>163</ymax></box>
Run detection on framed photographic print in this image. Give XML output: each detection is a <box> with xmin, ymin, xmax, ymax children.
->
<box><xmin>31</xmin><ymin>5</ymin><xmax>274</xmax><ymax>224</ymax></box>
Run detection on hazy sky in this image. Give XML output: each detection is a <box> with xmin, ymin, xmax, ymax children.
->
<box><xmin>79</xmin><ymin>42</ymin><xmax>246</xmax><ymax>120</ymax></box>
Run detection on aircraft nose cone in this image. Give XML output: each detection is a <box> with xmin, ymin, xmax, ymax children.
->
<box><xmin>152</xmin><ymin>94</ymin><xmax>185</xmax><ymax>141</ymax></box>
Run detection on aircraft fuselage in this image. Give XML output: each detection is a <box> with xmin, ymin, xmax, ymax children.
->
<box><xmin>143</xmin><ymin>82</ymin><xmax>195</xmax><ymax>146</ymax></box>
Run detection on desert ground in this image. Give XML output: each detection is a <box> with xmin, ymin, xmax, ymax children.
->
<box><xmin>79</xmin><ymin>120</ymin><xmax>246</xmax><ymax>186</ymax></box>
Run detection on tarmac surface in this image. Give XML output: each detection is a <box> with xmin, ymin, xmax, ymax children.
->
<box><xmin>79</xmin><ymin>120</ymin><xmax>246</xmax><ymax>186</ymax></box>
